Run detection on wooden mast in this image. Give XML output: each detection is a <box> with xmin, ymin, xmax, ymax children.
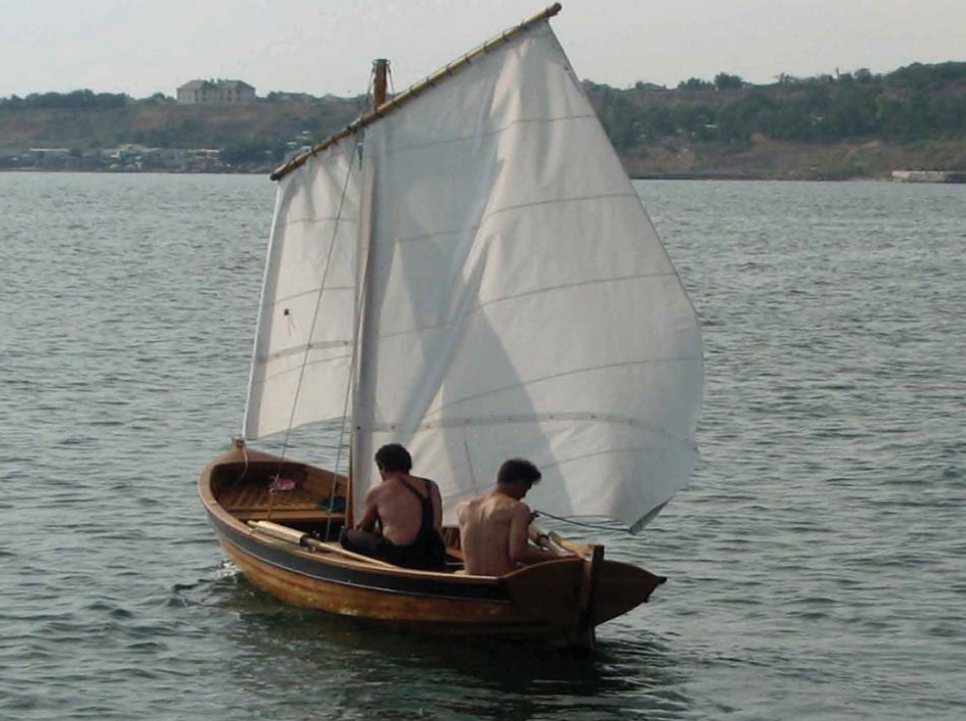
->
<box><xmin>345</xmin><ymin>57</ymin><xmax>390</xmax><ymax>530</ymax></box>
<box><xmin>372</xmin><ymin>58</ymin><xmax>389</xmax><ymax>108</ymax></box>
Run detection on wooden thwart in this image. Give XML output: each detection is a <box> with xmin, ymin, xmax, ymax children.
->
<box><xmin>220</xmin><ymin>479</ymin><xmax>344</xmax><ymax>522</ymax></box>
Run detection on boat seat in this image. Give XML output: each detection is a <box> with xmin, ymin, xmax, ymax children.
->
<box><xmin>219</xmin><ymin>478</ymin><xmax>345</xmax><ymax>523</ymax></box>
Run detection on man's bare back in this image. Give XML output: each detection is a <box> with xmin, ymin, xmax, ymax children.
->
<box><xmin>457</xmin><ymin>458</ymin><xmax>562</xmax><ymax>576</ymax></box>
<box><xmin>364</xmin><ymin>474</ymin><xmax>441</xmax><ymax>546</ymax></box>
<box><xmin>458</xmin><ymin>493</ymin><xmax>526</xmax><ymax>576</ymax></box>
<box><xmin>340</xmin><ymin>443</ymin><xmax>446</xmax><ymax>570</ymax></box>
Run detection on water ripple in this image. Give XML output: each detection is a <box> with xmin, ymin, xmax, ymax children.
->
<box><xmin>1</xmin><ymin>175</ymin><xmax>964</xmax><ymax>720</ymax></box>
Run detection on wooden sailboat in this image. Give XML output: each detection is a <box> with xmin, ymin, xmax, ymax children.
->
<box><xmin>199</xmin><ymin>3</ymin><xmax>703</xmax><ymax>648</ymax></box>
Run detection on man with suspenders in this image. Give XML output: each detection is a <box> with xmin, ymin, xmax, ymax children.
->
<box><xmin>340</xmin><ymin>444</ymin><xmax>446</xmax><ymax>570</ymax></box>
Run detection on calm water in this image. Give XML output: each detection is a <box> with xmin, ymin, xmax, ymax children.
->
<box><xmin>1</xmin><ymin>173</ymin><xmax>964</xmax><ymax>720</ymax></box>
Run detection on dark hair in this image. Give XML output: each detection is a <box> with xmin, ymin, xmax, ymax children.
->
<box><xmin>374</xmin><ymin>443</ymin><xmax>412</xmax><ymax>473</ymax></box>
<box><xmin>497</xmin><ymin>458</ymin><xmax>541</xmax><ymax>487</ymax></box>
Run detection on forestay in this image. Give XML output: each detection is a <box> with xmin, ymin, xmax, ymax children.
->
<box><xmin>351</xmin><ymin>21</ymin><xmax>703</xmax><ymax>531</ymax></box>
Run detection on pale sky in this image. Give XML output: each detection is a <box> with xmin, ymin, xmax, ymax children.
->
<box><xmin>1</xmin><ymin>0</ymin><xmax>964</xmax><ymax>98</ymax></box>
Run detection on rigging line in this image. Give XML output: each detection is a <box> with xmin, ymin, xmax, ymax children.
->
<box><xmin>532</xmin><ymin>509</ymin><xmax>627</xmax><ymax>533</ymax></box>
<box><xmin>323</xmin><ymin>357</ymin><xmax>355</xmax><ymax>541</ymax></box>
<box><xmin>274</xmin><ymin>140</ymin><xmax>360</xmax><ymax>481</ymax></box>
<box><xmin>364</xmin><ymin>64</ymin><xmax>375</xmax><ymax>115</ymax></box>
<box><xmin>324</xmin><ymin>136</ymin><xmax>375</xmax><ymax>540</ymax></box>
<box><xmin>322</xmin><ymin>249</ymin><xmax>365</xmax><ymax>538</ymax></box>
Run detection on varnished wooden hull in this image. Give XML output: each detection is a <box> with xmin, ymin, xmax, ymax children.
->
<box><xmin>199</xmin><ymin>445</ymin><xmax>664</xmax><ymax>646</ymax></box>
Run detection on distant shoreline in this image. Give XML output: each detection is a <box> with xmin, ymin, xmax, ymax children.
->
<box><xmin>5</xmin><ymin>64</ymin><xmax>966</xmax><ymax>182</ymax></box>
<box><xmin>0</xmin><ymin>167</ymin><xmax>940</xmax><ymax>183</ymax></box>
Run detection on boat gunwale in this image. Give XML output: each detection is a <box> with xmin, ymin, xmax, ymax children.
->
<box><xmin>198</xmin><ymin>447</ymin><xmax>582</xmax><ymax>593</ymax></box>
<box><xmin>206</xmin><ymin>509</ymin><xmax>529</xmax><ymax>603</ymax></box>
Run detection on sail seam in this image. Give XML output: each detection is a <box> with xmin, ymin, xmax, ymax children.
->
<box><xmin>282</xmin><ymin>216</ymin><xmax>360</xmax><ymax>227</ymax></box>
<box><xmin>258</xmin><ymin>340</ymin><xmax>352</xmax><ymax>363</ymax></box>
<box><xmin>252</xmin><ymin>352</ymin><xmax>354</xmax><ymax>385</ymax></box>
<box><xmin>424</xmin><ymin>356</ymin><xmax>703</xmax><ymax>417</ymax></box>
<box><xmin>383</xmin><ymin>113</ymin><xmax>598</xmax><ymax>157</ymax></box>
<box><xmin>485</xmin><ymin>191</ymin><xmax>639</xmax><ymax>221</ymax></box>
<box><xmin>362</xmin><ymin>412</ymin><xmax>696</xmax><ymax>449</ymax></box>
<box><xmin>269</xmin><ymin>285</ymin><xmax>353</xmax><ymax>307</ymax></box>
<box><xmin>388</xmin><ymin>191</ymin><xmax>641</xmax><ymax>246</ymax></box>
<box><xmin>539</xmin><ymin>444</ymin><xmax>698</xmax><ymax>471</ymax></box>
<box><xmin>374</xmin><ymin>269</ymin><xmax>681</xmax><ymax>343</ymax></box>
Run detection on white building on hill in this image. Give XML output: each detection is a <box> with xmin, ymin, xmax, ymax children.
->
<box><xmin>177</xmin><ymin>79</ymin><xmax>256</xmax><ymax>105</ymax></box>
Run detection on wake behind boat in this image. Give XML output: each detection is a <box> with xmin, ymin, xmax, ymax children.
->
<box><xmin>199</xmin><ymin>3</ymin><xmax>702</xmax><ymax>649</ymax></box>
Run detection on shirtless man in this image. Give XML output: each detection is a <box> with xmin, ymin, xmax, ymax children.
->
<box><xmin>457</xmin><ymin>458</ymin><xmax>561</xmax><ymax>576</ymax></box>
<box><xmin>340</xmin><ymin>444</ymin><xmax>445</xmax><ymax>570</ymax></box>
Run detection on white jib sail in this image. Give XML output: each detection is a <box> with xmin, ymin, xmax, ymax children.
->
<box><xmin>243</xmin><ymin>141</ymin><xmax>363</xmax><ymax>440</ymax></box>
<box><xmin>352</xmin><ymin>21</ymin><xmax>703</xmax><ymax>531</ymax></box>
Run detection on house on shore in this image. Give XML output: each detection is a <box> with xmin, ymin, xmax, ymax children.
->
<box><xmin>892</xmin><ymin>170</ymin><xmax>966</xmax><ymax>184</ymax></box>
<box><xmin>177</xmin><ymin>79</ymin><xmax>256</xmax><ymax>105</ymax></box>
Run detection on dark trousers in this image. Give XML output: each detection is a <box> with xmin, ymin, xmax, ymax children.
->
<box><xmin>339</xmin><ymin>528</ymin><xmax>444</xmax><ymax>570</ymax></box>
<box><xmin>340</xmin><ymin>528</ymin><xmax>391</xmax><ymax>560</ymax></box>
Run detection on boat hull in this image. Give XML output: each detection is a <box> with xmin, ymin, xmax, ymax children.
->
<box><xmin>199</xmin><ymin>445</ymin><xmax>663</xmax><ymax>645</ymax></box>
<box><xmin>217</xmin><ymin>528</ymin><xmax>586</xmax><ymax>638</ymax></box>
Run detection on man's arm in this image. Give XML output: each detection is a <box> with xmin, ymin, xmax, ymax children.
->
<box><xmin>356</xmin><ymin>488</ymin><xmax>380</xmax><ymax>532</ymax></box>
<box><xmin>508</xmin><ymin>503</ymin><xmax>560</xmax><ymax>566</ymax></box>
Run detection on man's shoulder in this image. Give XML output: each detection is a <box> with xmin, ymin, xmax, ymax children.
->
<box><xmin>414</xmin><ymin>475</ymin><xmax>438</xmax><ymax>491</ymax></box>
<box><xmin>458</xmin><ymin>494</ymin><xmax>482</xmax><ymax>511</ymax></box>
<box><xmin>365</xmin><ymin>483</ymin><xmax>384</xmax><ymax>500</ymax></box>
<box><xmin>509</xmin><ymin>499</ymin><xmax>531</xmax><ymax>518</ymax></box>
<box><xmin>367</xmin><ymin>482</ymin><xmax>396</xmax><ymax>504</ymax></box>
<box><xmin>483</xmin><ymin>493</ymin><xmax>524</xmax><ymax>518</ymax></box>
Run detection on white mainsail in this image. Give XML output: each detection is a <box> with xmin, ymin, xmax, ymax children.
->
<box><xmin>246</xmin><ymin>17</ymin><xmax>703</xmax><ymax>531</ymax></box>
<box><xmin>352</xmin><ymin>22</ymin><xmax>703</xmax><ymax>530</ymax></box>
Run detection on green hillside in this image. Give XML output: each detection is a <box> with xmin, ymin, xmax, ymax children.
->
<box><xmin>2</xmin><ymin>62</ymin><xmax>966</xmax><ymax>179</ymax></box>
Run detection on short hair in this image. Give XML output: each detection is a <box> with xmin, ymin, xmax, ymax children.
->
<box><xmin>497</xmin><ymin>458</ymin><xmax>541</xmax><ymax>486</ymax></box>
<box><xmin>374</xmin><ymin>443</ymin><xmax>412</xmax><ymax>473</ymax></box>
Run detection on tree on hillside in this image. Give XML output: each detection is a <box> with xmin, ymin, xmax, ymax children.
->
<box><xmin>221</xmin><ymin>138</ymin><xmax>288</xmax><ymax>165</ymax></box>
<box><xmin>139</xmin><ymin>92</ymin><xmax>172</xmax><ymax>105</ymax></box>
<box><xmin>19</xmin><ymin>90</ymin><xmax>129</xmax><ymax>109</ymax></box>
<box><xmin>886</xmin><ymin>61</ymin><xmax>966</xmax><ymax>89</ymax></box>
<box><xmin>678</xmin><ymin>77</ymin><xmax>713</xmax><ymax>91</ymax></box>
<box><xmin>717</xmin><ymin>91</ymin><xmax>777</xmax><ymax>141</ymax></box>
<box><xmin>597</xmin><ymin>89</ymin><xmax>641</xmax><ymax>150</ymax></box>
<box><xmin>714</xmin><ymin>73</ymin><xmax>743</xmax><ymax>90</ymax></box>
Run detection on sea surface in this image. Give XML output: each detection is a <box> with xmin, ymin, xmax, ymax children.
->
<box><xmin>1</xmin><ymin>173</ymin><xmax>964</xmax><ymax>720</ymax></box>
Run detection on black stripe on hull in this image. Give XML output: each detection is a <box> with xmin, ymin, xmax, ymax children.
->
<box><xmin>208</xmin><ymin>512</ymin><xmax>510</xmax><ymax>603</ymax></box>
